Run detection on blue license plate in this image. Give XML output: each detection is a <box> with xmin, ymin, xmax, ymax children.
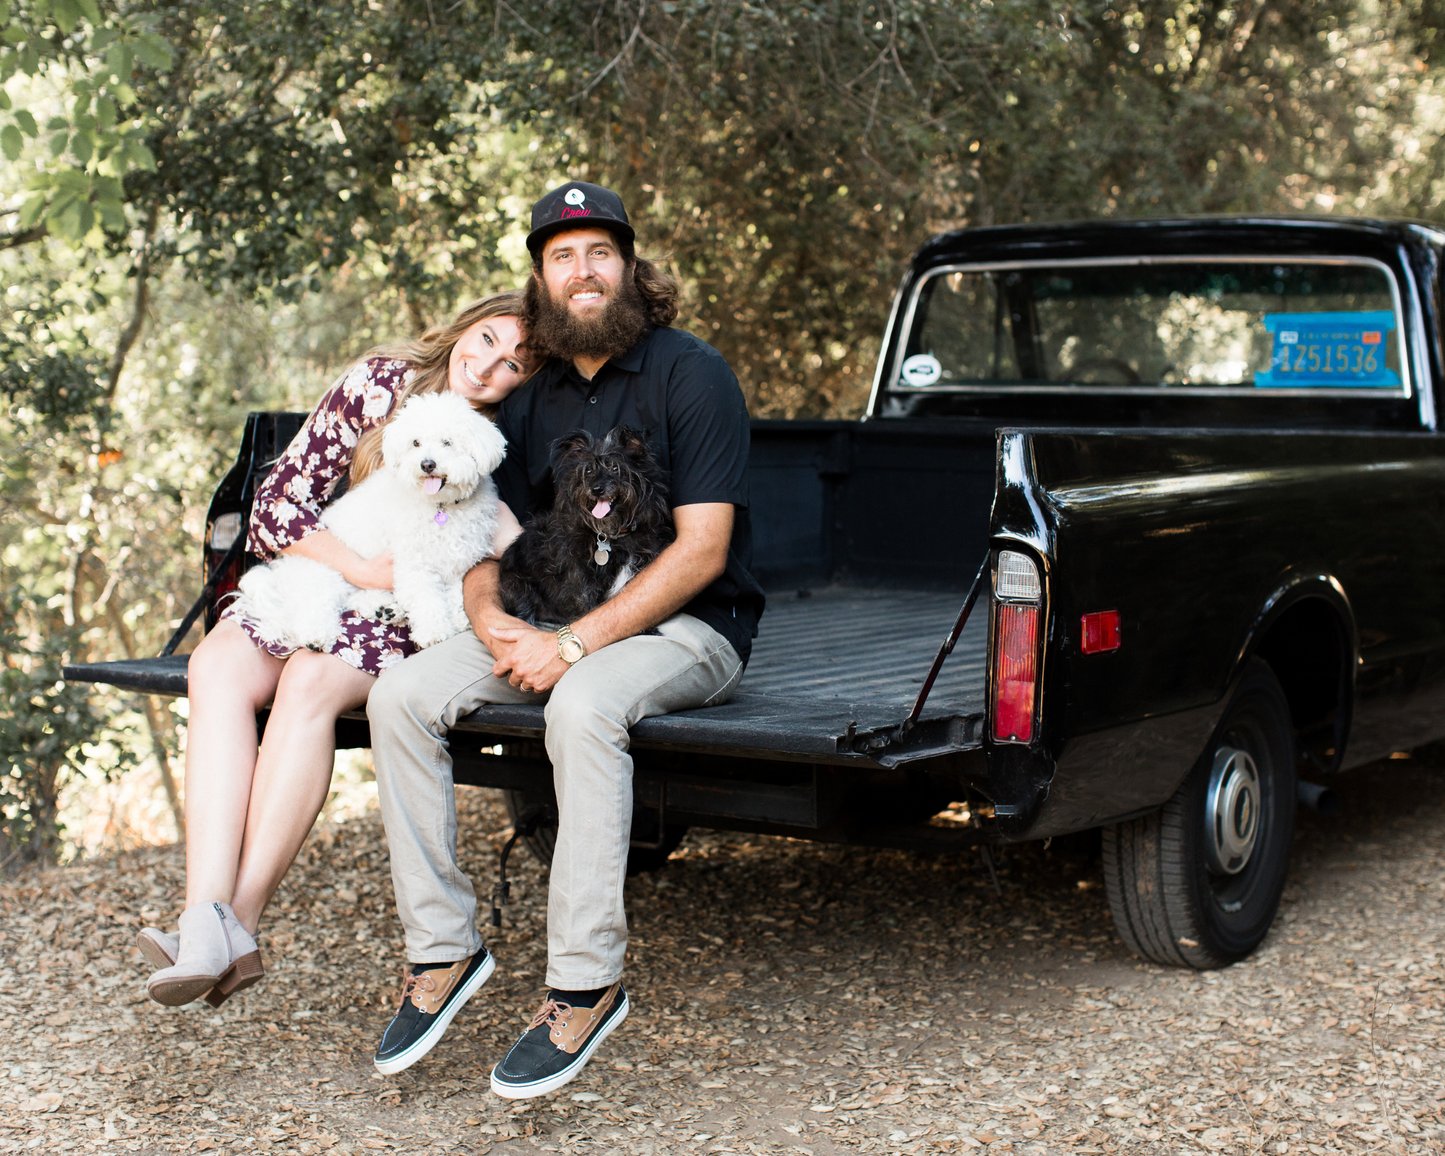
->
<box><xmin>1254</xmin><ymin>310</ymin><xmax>1400</xmax><ymax>388</ymax></box>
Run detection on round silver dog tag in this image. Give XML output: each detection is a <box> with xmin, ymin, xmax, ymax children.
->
<box><xmin>594</xmin><ymin>546</ymin><xmax>610</xmax><ymax>566</ymax></box>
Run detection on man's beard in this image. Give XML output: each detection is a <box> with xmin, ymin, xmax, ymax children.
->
<box><xmin>528</xmin><ymin>273</ymin><xmax>649</xmax><ymax>364</ymax></box>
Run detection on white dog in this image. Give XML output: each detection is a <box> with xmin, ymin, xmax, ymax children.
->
<box><xmin>229</xmin><ymin>391</ymin><xmax>507</xmax><ymax>651</ymax></box>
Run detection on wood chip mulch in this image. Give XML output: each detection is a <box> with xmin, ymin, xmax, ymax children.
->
<box><xmin>3</xmin><ymin>751</ymin><xmax>1444</xmax><ymax>1155</ymax></box>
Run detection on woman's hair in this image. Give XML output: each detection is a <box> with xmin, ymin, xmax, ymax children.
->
<box><xmin>350</xmin><ymin>290</ymin><xmax>526</xmax><ymax>484</ymax></box>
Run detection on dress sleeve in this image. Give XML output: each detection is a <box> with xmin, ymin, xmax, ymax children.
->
<box><xmin>245</xmin><ymin>358</ymin><xmax>412</xmax><ymax>558</ymax></box>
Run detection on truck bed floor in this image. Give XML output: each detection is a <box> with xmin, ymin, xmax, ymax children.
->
<box><xmin>64</xmin><ymin>586</ymin><xmax>988</xmax><ymax>764</ymax></box>
<box><xmin>741</xmin><ymin>586</ymin><xmax>986</xmax><ymax>712</ymax></box>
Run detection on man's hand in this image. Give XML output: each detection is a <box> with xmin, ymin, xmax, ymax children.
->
<box><xmin>464</xmin><ymin>502</ymin><xmax>734</xmax><ymax>691</ymax></box>
<box><xmin>462</xmin><ymin>559</ymin><xmax>528</xmax><ymax>663</ymax></box>
<box><xmin>489</xmin><ymin>625</ymin><xmax>569</xmax><ymax>693</ymax></box>
<box><xmin>477</xmin><ymin>609</ymin><xmax>530</xmax><ymax>665</ymax></box>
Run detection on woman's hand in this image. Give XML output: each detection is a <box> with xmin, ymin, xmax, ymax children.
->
<box><xmin>347</xmin><ymin>550</ymin><xmax>395</xmax><ymax>591</ymax></box>
<box><xmin>490</xmin><ymin>501</ymin><xmax>523</xmax><ymax>559</ymax></box>
<box><xmin>281</xmin><ymin>530</ymin><xmax>393</xmax><ymax>590</ymax></box>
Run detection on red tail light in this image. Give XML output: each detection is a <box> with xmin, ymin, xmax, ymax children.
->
<box><xmin>203</xmin><ymin>511</ymin><xmax>247</xmax><ymax>632</ymax></box>
<box><xmin>992</xmin><ymin>603</ymin><xmax>1040</xmax><ymax>743</ymax></box>
<box><xmin>204</xmin><ymin>553</ymin><xmax>245</xmax><ymax>632</ymax></box>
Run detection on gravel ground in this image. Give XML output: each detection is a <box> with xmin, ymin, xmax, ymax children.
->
<box><xmin>3</xmin><ymin>748</ymin><xmax>1444</xmax><ymax>1156</ymax></box>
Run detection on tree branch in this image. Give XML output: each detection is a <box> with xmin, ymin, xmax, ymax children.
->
<box><xmin>103</xmin><ymin>204</ymin><xmax>161</xmax><ymax>406</ymax></box>
<box><xmin>1217</xmin><ymin>0</ymin><xmax>1269</xmax><ymax>78</ymax></box>
<box><xmin>87</xmin><ymin>555</ymin><xmax>185</xmax><ymax>839</ymax></box>
<box><xmin>0</xmin><ymin>224</ymin><xmax>46</xmax><ymax>251</ymax></box>
<box><xmin>569</xmin><ymin>0</ymin><xmax>646</xmax><ymax>102</ymax></box>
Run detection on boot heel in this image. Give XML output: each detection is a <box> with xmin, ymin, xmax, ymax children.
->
<box><xmin>204</xmin><ymin>950</ymin><xmax>265</xmax><ymax>1009</ymax></box>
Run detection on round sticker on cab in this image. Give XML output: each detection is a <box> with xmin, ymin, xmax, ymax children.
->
<box><xmin>901</xmin><ymin>353</ymin><xmax>942</xmax><ymax>386</ymax></box>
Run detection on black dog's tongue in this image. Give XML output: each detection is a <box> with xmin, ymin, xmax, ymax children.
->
<box><xmin>591</xmin><ymin>499</ymin><xmax>612</xmax><ymax>518</ymax></box>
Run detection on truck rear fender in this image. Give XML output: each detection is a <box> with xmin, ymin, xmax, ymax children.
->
<box><xmin>1233</xmin><ymin>573</ymin><xmax>1358</xmax><ymax>775</ymax></box>
<box><xmin>991</xmin><ymin>431</ymin><xmax>1056</xmax><ymax>558</ymax></box>
<box><xmin>983</xmin><ymin>430</ymin><xmax>1358</xmax><ymax>838</ymax></box>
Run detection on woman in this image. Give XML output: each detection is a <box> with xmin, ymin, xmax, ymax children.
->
<box><xmin>141</xmin><ymin>291</ymin><xmax>534</xmax><ymax>1007</ymax></box>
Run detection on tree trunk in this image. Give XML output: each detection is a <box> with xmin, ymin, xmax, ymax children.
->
<box><xmin>102</xmin><ymin>598</ymin><xmax>186</xmax><ymax>840</ymax></box>
<box><xmin>103</xmin><ymin>204</ymin><xmax>161</xmax><ymax>406</ymax></box>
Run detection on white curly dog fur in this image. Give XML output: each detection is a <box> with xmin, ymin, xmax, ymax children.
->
<box><xmin>228</xmin><ymin>391</ymin><xmax>507</xmax><ymax>652</ymax></box>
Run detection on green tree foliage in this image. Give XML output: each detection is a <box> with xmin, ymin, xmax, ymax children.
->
<box><xmin>1</xmin><ymin>0</ymin><xmax>169</xmax><ymax>241</ymax></box>
<box><xmin>0</xmin><ymin>279</ymin><xmax>107</xmax><ymax>428</ymax></box>
<box><xmin>4</xmin><ymin>0</ymin><xmax>1445</xmax><ymax>858</ymax></box>
<box><xmin>1</xmin><ymin>1</ymin><xmax>552</xmax><ymax>860</ymax></box>
<box><xmin>479</xmin><ymin>0</ymin><xmax>1432</xmax><ymax>414</ymax></box>
<box><xmin>0</xmin><ymin>589</ymin><xmax>121</xmax><ymax>868</ymax></box>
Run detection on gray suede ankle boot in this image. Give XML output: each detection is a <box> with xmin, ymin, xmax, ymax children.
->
<box><xmin>146</xmin><ymin>902</ymin><xmax>263</xmax><ymax>1007</ymax></box>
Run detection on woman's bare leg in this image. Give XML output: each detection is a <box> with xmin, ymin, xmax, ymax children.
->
<box><xmin>229</xmin><ymin>650</ymin><xmax>376</xmax><ymax>933</ymax></box>
<box><xmin>184</xmin><ymin>621</ymin><xmax>286</xmax><ymax>909</ymax></box>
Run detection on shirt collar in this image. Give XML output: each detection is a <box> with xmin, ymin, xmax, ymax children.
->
<box><xmin>548</xmin><ymin>325</ymin><xmax>655</xmax><ymax>388</ymax></box>
<box><xmin>611</xmin><ymin>326</ymin><xmax>654</xmax><ymax>373</ymax></box>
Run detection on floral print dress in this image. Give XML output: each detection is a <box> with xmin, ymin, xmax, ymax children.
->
<box><xmin>221</xmin><ymin>357</ymin><xmax>420</xmax><ymax>676</ymax></box>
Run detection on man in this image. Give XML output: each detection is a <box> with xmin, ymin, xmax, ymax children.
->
<box><xmin>367</xmin><ymin>180</ymin><xmax>764</xmax><ymax>1099</ymax></box>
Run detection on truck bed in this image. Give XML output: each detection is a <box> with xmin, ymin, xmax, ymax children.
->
<box><xmin>64</xmin><ymin>585</ymin><xmax>988</xmax><ymax>767</ymax></box>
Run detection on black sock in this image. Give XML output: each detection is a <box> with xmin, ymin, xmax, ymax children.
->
<box><xmin>549</xmin><ymin>986</ymin><xmax>609</xmax><ymax>1008</ymax></box>
<box><xmin>410</xmin><ymin>961</ymin><xmax>460</xmax><ymax>973</ymax></box>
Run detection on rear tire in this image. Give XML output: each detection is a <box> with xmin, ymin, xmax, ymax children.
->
<box><xmin>1102</xmin><ymin>659</ymin><xmax>1296</xmax><ymax>969</ymax></box>
<box><xmin>502</xmin><ymin>789</ymin><xmax>688</xmax><ymax>877</ymax></box>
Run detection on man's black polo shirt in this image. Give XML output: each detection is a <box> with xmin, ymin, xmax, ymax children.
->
<box><xmin>493</xmin><ymin>325</ymin><xmax>765</xmax><ymax>667</ymax></box>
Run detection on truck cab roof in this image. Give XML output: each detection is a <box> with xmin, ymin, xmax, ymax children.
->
<box><xmin>873</xmin><ymin>215</ymin><xmax>1445</xmax><ymax>431</ymax></box>
<box><xmin>912</xmin><ymin>215</ymin><xmax>1445</xmax><ymax>268</ymax></box>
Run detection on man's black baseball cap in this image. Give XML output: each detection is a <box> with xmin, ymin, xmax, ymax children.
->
<box><xmin>526</xmin><ymin>181</ymin><xmax>635</xmax><ymax>256</ymax></box>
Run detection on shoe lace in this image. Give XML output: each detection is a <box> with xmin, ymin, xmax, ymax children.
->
<box><xmin>528</xmin><ymin>998</ymin><xmax>574</xmax><ymax>1034</ymax></box>
<box><xmin>396</xmin><ymin>968</ymin><xmax>438</xmax><ymax>1010</ymax></box>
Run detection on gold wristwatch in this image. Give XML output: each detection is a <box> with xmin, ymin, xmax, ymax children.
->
<box><xmin>556</xmin><ymin>624</ymin><xmax>587</xmax><ymax>665</ymax></box>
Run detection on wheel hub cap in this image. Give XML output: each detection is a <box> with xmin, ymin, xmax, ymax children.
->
<box><xmin>1205</xmin><ymin>747</ymin><xmax>1260</xmax><ymax>875</ymax></box>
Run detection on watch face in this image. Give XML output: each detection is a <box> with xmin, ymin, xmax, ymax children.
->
<box><xmin>560</xmin><ymin>637</ymin><xmax>585</xmax><ymax>663</ymax></box>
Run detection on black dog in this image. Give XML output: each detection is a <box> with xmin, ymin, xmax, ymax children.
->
<box><xmin>499</xmin><ymin>426</ymin><xmax>675</xmax><ymax>627</ymax></box>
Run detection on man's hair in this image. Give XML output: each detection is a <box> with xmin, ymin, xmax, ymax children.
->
<box><xmin>529</xmin><ymin>232</ymin><xmax>679</xmax><ymax>327</ymax></box>
<box><xmin>627</xmin><ymin>251</ymin><xmax>680</xmax><ymax>327</ymax></box>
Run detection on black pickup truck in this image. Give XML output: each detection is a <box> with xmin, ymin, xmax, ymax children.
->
<box><xmin>67</xmin><ymin>215</ymin><xmax>1445</xmax><ymax>972</ymax></box>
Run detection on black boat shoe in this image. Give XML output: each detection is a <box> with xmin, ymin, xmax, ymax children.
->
<box><xmin>489</xmin><ymin>983</ymin><xmax>629</xmax><ymax>1100</ymax></box>
<box><xmin>374</xmin><ymin>950</ymin><xmax>495</xmax><ymax>1075</ymax></box>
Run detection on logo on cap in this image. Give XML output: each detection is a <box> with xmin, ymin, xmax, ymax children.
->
<box><xmin>564</xmin><ymin>189</ymin><xmax>586</xmax><ymax>206</ymax></box>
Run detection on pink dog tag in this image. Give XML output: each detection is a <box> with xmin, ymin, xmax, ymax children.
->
<box><xmin>434</xmin><ymin>510</ymin><xmax>448</xmax><ymax>526</ymax></box>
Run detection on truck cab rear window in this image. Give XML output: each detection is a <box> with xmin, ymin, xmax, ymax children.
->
<box><xmin>896</xmin><ymin>259</ymin><xmax>1407</xmax><ymax>396</ymax></box>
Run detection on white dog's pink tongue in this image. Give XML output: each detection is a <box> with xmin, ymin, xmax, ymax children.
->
<box><xmin>592</xmin><ymin>499</ymin><xmax>612</xmax><ymax>519</ymax></box>
<box><xmin>423</xmin><ymin>476</ymin><xmax>443</xmax><ymax>495</ymax></box>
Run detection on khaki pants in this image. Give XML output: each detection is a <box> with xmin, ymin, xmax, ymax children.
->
<box><xmin>367</xmin><ymin>613</ymin><xmax>743</xmax><ymax>989</ymax></box>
